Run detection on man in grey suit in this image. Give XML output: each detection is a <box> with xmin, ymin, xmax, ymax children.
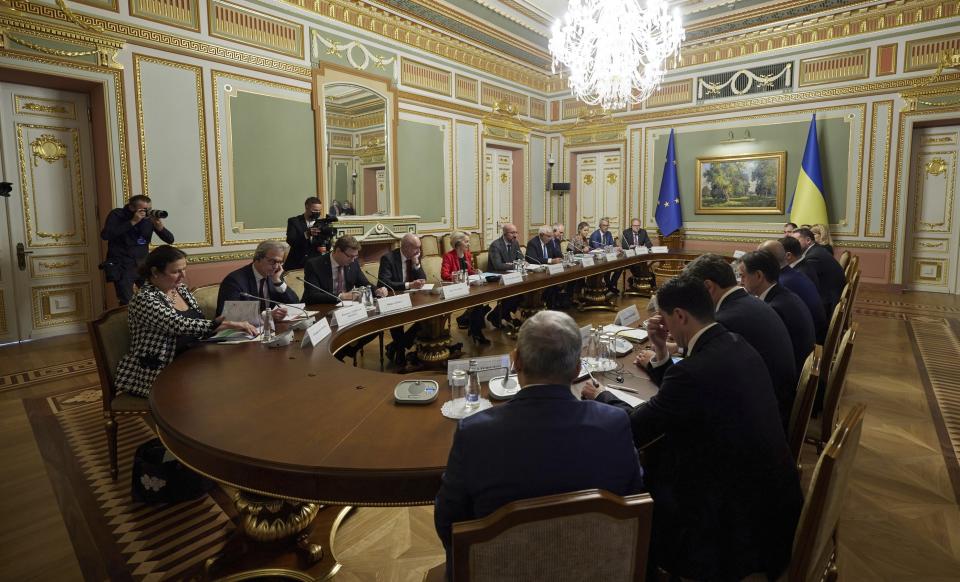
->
<box><xmin>486</xmin><ymin>223</ymin><xmax>523</xmax><ymax>328</ymax></box>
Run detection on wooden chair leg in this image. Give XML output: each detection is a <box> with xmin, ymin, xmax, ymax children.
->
<box><xmin>105</xmin><ymin>413</ymin><xmax>118</xmax><ymax>481</ymax></box>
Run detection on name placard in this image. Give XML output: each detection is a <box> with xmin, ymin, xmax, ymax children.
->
<box><xmin>651</xmin><ymin>246</ymin><xmax>668</xmax><ymax>254</ymax></box>
<box><xmin>442</xmin><ymin>282</ymin><xmax>470</xmax><ymax>299</ymax></box>
<box><xmin>623</xmin><ymin>247</ymin><xmax>637</xmax><ymax>257</ymax></box>
<box><xmin>301</xmin><ymin>317</ymin><xmax>331</xmax><ymax>348</ymax></box>
<box><xmin>501</xmin><ymin>272</ymin><xmax>524</xmax><ymax>286</ymax></box>
<box><xmin>605</xmin><ymin>252</ymin><xmax>619</xmax><ymax>262</ymax></box>
<box><xmin>733</xmin><ymin>250</ymin><xmax>746</xmax><ymax>259</ymax></box>
<box><xmin>636</xmin><ymin>246</ymin><xmax>649</xmax><ymax>255</ymax></box>
<box><xmin>377</xmin><ymin>293</ymin><xmax>413</xmax><ymax>314</ymax></box>
<box><xmin>616</xmin><ymin>304</ymin><xmax>641</xmax><ymax>327</ymax></box>
<box><xmin>546</xmin><ymin>263</ymin><xmax>564</xmax><ymax>275</ymax></box>
<box><xmin>580</xmin><ymin>256</ymin><xmax>595</xmax><ymax>267</ymax></box>
<box><xmin>333</xmin><ymin>303</ymin><xmax>368</xmax><ymax>327</ymax></box>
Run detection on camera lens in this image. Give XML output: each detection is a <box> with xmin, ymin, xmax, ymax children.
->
<box><xmin>147</xmin><ymin>209</ymin><xmax>169</xmax><ymax>219</ymax></box>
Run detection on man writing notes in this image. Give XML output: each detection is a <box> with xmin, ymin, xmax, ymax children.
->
<box><xmin>583</xmin><ymin>275</ymin><xmax>802</xmax><ymax>581</ymax></box>
<box><xmin>435</xmin><ymin>311</ymin><xmax>643</xmax><ymax>578</ymax></box>
<box><xmin>284</xmin><ymin>196</ymin><xmax>326</xmax><ymax>270</ymax></box>
<box><xmin>216</xmin><ymin>240</ymin><xmax>299</xmax><ymax>320</ymax></box>
<box><xmin>377</xmin><ymin>233</ymin><xmax>427</xmax><ymax>367</ymax></box>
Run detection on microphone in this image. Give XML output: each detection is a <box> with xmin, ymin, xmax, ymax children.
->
<box><xmin>373</xmin><ymin>273</ymin><xmax>396</xmax><ymax>296</ymax></box>
<box><xmin>620</xmin><ymin>230</ymin><xmax>630</xmax><ymax>249</ymax></box>
<box><xmin>295</xmin><ymin>276</ymin><xmax>344</xmax><ymax>307</ymax></box>
<box><xmin>589</xmin><ymin>238</ymin><xmax>603</xmax><ymax>249</ymax></box>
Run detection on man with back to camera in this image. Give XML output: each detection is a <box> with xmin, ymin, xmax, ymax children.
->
<box><xmin>216</xmin><ymin>240</ymin><xmax>299</xmax><ymax>320</ymax></box>
<box><xmin>435</xmin><ymin>310</ymin><xmax>643</xmax><ymax>578</ymax></box>
<box><xmin>582</xmin><ymin>275</ymin><xmax>802</xmax><ymax>581</ymax></box>
<box><xmin>791</xmin><ymin>227</ymin><xmax>846</xmax><ymax>318</ymax></box>
<box><xmin>100</xmin><ymin>194</ymin><xmax>174</xmax><ymax>305</ymax></box>
<box><xmin>759</xmin><ymin>239</ymin><xmax>827</xmax><ymax>344</ymax></box>
<box><xmin>284</xmin><ymin>196</ymin><xmax>327</xmax><ymax>271</ymax></box>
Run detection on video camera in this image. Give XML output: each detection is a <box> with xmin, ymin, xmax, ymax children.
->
<box><xmin>309</xmin><ymin>212</ymin><xmax>338</xmax><ymax>250</ymax></box>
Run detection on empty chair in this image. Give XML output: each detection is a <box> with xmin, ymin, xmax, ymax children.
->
<box><xmin>420</xmin><ymin>255</ymin><xmax>443</xmax><ymax>283</ymax></box>
<box><xmin>88</xmin><ymin>306</ymin><xmax>151</xmax><ymax>481</ymax></box>
<box><xmin>821</xmin><ymin>296</ymin><xmax>848</xmax><ymax>370</ymax></box>
<box><xmin>788</xmin><ymin>345</ymin><xmax>823</xmax><ymax>466</ymax></box>
<box><xmin>807</xmin><ymin>325</ymin><xmax>858</xmax><ymax>453</ymax></box>
<box><xmin>285</xmin><ymin>268</ymin><xmax>305</xmax><ymax>299</ymax></box>
<box><xmin>360</xmin><ymin>261</ymin><xmax>380</xmax><ymax>288</ymax></box>
<box><xmin>449</xmin><ymin>489</ymin><xmax>653</xmax><ymax>582</ymax></box>
<box><xmin>420</xmin><ymin>234</ymin><xmax>440</xmax><ymax>257</ymax></box>
<box><xmin>474</xmin><ymin>251</ymin><xmax>489</xmax><ymax>273</ymax></box>
<box><xmin>468</xmin><ymin>231</ymin><xmax>483</xmax><ymax>251</ymax></box>
<box><xmin>190</xmin><ymin>283</ymin><xmax>220</xmax><ymax>319</ymax></box>
<box><xmin>786</xmin><ymin>403</ymin><xmax>866</xmax><ymax>582</ymax></box>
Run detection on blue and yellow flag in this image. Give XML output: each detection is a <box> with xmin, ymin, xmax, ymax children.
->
<box><xmin>655</xmin><ymin>129</ymin><xmax>683</xmax><ymax>237</ymax></box>
<box><xmin>789</xmin><ymin>115</ymin><xmax>829</xmax><ymax>226</ymax></box>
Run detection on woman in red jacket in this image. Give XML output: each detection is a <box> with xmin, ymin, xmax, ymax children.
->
<box><xmin>441</xmin><ymin>232</ymin><xmax>490</xmax><ymax>345</ymax></box>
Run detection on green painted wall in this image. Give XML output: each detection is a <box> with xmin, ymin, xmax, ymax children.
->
<box><xmin>651</xmin><ymin>117</ymin><xmax>851</xmax><ymax>224</ymax></box>
<box><xmin>398</xmin><ymin>120</ymin><xmax>445</xmax><ymax>222</ymax></box>
<box><xmin>231</xmin><ymin>92</ymin><xmax>317</xmax><ymax>229</ymax></box>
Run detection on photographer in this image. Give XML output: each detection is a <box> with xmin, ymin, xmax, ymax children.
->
<box><xmin>100</xmin><ymin>194</ymin><xmax>174</xmax><ymax>305</ymax></box>
<box><xmin>284</xmin><ymin>196</ymin><xmax>330</xmax><ymax>270</ymax></box>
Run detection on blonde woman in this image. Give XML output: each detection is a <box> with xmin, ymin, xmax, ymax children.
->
<box><xmin>810</xmin><ymin>224</ymin><xmax>834</xmax><ymax>255</ymax></box>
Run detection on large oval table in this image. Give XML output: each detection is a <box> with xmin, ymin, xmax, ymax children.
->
<box><xmin>150</xmin><ymin>250</ymin><xmax>697</xmax><ymax>576</ymax></box>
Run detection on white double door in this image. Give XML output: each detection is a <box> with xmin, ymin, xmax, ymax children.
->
<box><xmin>0</xmin><ymin>82</ymin><xmax>102</xmax><ymax>342</ymax></box>
<box><xmin>576</xmin><ymin>151</ymin><xmax>622</xmax><ymax>235</ymax></box>
<box><xmin>483</xmin><ymin>147</ymin><xmax>513</xmax><ymax>245</ymax></box>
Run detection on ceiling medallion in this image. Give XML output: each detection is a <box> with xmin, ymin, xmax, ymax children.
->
<box><xmin>549</xmin><ymin>0</ymin><xmax>685</xmax><ymax>110</ymax></box>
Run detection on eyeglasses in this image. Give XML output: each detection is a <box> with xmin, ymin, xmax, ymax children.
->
<box><xmin>263</xmin><ymin>258</ymin><xmax>284</xmax><ymax>265</ymax></box>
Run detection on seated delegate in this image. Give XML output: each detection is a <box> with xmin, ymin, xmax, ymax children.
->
<box><xmin>216</xmin><ymin>240</ymin><xmax>299</xmax><ymax>319</ymax></box>
<box><xmin>115</xmin><ymin>245</ymin><xmax>256</xmax><ymax>398</ymax></box>
<box><xmin>441</xmin><ymin>231</ymin><xmax>490</xmax><ymax>345</ymax></box>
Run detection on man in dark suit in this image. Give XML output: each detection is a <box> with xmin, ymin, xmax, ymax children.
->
<box><xmin>378</xmin><ymin>233</ymin><xmax>427</xmax><ymax>366</ymax></box>
<box><xmin>435</xmin><ymin>310</ymin><xmax>644</xmax><ymax>576</ymax></box>
<box><xmin>792</xmin><ymin>227</ymin><xmax>846</xmax><ymax>318</ymax></box>
<box><xmin>303</xmin><ymin>235</ymin><xmax>386</xmax><ymax>361</ymax></box>
<box><xmin>684</xmin><ymin>254</ymin><xmax>797</xmax><ymax>429</ymax></box>
<box><xmin>583</xmin><ymin>275</ymin><xmax>802</xmax><ymax>581</ymax></box>
<box><xmin>761</xmin><ymin>240</ymin><xmax>827</xmax><ymax>343</ymax></box>
<box><xmin>284</xmin><ymin>196</ymin><xmax>327</xmax><ymax>270</ymax></box>
<box><xmin>100</xmin><ymin>194</ymin><xmax>175</xmax><ymax>304</ymax></box>
<box><xmin>622</xmin><ymin>217</ymin><xmax>655</xmax><ymax>290</ymax></box>
<box><xmin>486</xmin><ymin>223</ymin><xmax>523</xmax><ymax>328</ymax></box>
<box><xmin>780</xmin><ymin>235</ymin><xmax>820</xmax><ymax>290</ymax></box>
<box><xmin>526</xmin><ymin>225</ymin><xmax>564</xmax><ymax>309</ymax></box>
<box><xmin>549</xmin><ymin>223</ymin><xmax>565</xmax><ymax>257</ymax></box>
<box><xmin>216</xmin><ymin>240</ymin><xmax>299</xmax><ymax>319</ymax></box>
<box><xmin>589</xmin><ymin>217</ymin><xmax>622</xmax><ymax>295</ymax></box>
<box><xmin>740</xmin><ymin>250</ymin><xmax>816</xmax><ymax>380</ymax></box>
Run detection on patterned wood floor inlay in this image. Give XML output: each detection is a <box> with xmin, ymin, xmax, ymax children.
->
<box><xmin>0</xmin><ymin>358</ymin><xmax>96</xmax><ymax>392</ymax></box>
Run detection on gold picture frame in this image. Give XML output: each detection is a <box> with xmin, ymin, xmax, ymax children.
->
<box><xmin>695</xmin><ymin>151</ymin><xmax>787</xmax><ymax>215</ymax></box>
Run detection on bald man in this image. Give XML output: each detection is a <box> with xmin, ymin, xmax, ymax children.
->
<box><xmin>487</xmin><ymin>223</ymin><xmax>523</xmax><ymax>328</ymax></box>
<box><xmin>759</xmin><ymin>240</ymin><xmax>826</xmax><ymax>343</ymax></box>
<box><xmin>378</xmin><ymin>233</ymin><xmax>427</xmax><ymax>366</ymax></box>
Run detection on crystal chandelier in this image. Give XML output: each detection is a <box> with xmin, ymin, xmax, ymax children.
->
<box><xmin>549</xmin><ymin>0</ymin><xmax>685</xmax><ymax>110</ymax></box>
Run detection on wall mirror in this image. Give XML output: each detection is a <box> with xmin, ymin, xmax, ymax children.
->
<box><xmin>315</xmin><ymin>65</ymin><xmax>398</xmax><ymax>217</ymax></box>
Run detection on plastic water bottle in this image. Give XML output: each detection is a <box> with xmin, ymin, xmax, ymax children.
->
<box><xmin>260</xmin><ymin>309</ymin><xmax>274</xmax><ymax>343</ymax></box>
<box><xmin>465</xmin><ymin>359</ymin><xmax>481</xmax><ymax>411</ymax></box>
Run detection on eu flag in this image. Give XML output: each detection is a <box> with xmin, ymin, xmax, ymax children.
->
<box><xmin>655</xmin><ymin>129</ymin><xmax>683</xmax><ymax>237</ymax></box>
<box><xmin>788</xmin><ymin>114</ymin><xmax>829</xmax><ymax>225</ymax></box>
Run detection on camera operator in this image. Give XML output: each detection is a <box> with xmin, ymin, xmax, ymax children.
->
<box><xmin>100</xmin><ymin>194</ymin><xmax>174</xmax><ymax>305</ymax></box>
<box><xmin>284</xmin><ymin>196</ymin><xmax>330</xmax><ymax>270</ymax></box>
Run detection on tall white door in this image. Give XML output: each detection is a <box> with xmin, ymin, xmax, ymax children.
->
<box><xmin>903</xmin><ymin>126</ymin><xmax>960</xmax><ymax>294</ymax></box>
<box><xmin>0</xmin><ymin>83</ymin><xmax>102</xmax><ymax>342</ymax></box>
<box><xmin>483</xmin><ymin>148</ymin><xmax>513</xmax><ymax>245</ymax></box>
<box><xmin>576</xmin><ymin>151</ymin><xmax>622</xmax><ymax>233</ymax></box>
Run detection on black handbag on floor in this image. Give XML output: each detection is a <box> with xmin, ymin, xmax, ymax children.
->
<box><xmin>131</xmin><ymin>438</ymin><xmax>214</xmax><ymax>504</ymax></box>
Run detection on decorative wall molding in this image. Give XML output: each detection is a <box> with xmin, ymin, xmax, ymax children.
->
<box><xmin>799</xmin><ymin>48</ymin><xmax>870</xmax><ymax>87</ymax></box>
<box><xmin>480</xmin><ymin>82</ymin><xmax>528</xmax><ymax>116</ymax></box>
<box><xmin>454</xmin><ymin>74</ymin><xmax>478</xmax><ymax>103</ymax></box>
<box><xmin>400</xmin><ymin>57</ymin><xmax>451</xmax><ymax>96</ymax></box>
<box><xmin>312</xmin><ymin>31</ymin><xmax>395</xmax><ymax>71</ymax></box>
<box><xmin>130</xmin><ymin>0</ymin><xmax>199</xmax><ymax>31</ymax></box>
<box><xmin>877</xmin><ymin>43</ymin><xmax>898</xmax><ymax>77</ymax></box>
<box><xmin>210</xmin><ymin>0</ymin><xmax>303</xmax><ymax>59</ymax></box>
<box><xmin>0</xmin><ymin>12</ymin><xmax>124</xmax><ymax>69</ymax></box>
<box><xmin>645</xmin><ymin>78</ymin><xmax>693</xmax><ymax>109</ymax></box>
<box><xmin>697</xmin><ymin>63</ymin><xmax>792</xmax><ymax>100</ymax></box>
<box><xmin>905</xmin><ymin>32</ymin><xmax>960</xmax><ymax>73</ymax></box>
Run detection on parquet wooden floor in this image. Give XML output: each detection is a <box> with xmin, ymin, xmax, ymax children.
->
<box><xmin>1</xmin><ymin>289</ymin><xmax>959</xmax><ymax>581</ymax></box>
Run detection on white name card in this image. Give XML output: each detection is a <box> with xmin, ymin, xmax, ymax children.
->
<box><xmin>377</xmin><ymin>293</ymin><xmax>413</xmax><ymax>314</ymax></box>
<box><xmin>636</xmin><ymin>246</ymin><xmax>649</xmax><ymax>255</ymax></box>
<box><xmin>605</xmin><ymin>252</ymin><xmax>619</xmax><ymax>262</ymax></box>
<box><xmin>546</xmin><ymin>263</ymin><xmax>564</xmax><ymax>275</ymax></box>
<box><xmin>333</xmin><ymin>303</ymin><xmax>368</xmax><ymax>327</ymax></box>
<box><xmin>301</xmin><ymin>317</ymin><xmax>331</xmax><ymax>348</ymax></box>
<box><xmin>651</xmin><ymin>245</ymin><xmax>669</xmax><ymax>254</ymax></box>
<box><xmin>442</xmin><ymin>282</ymin><xmax>470</xmax><ymax>299</ymax></box>
<box><xmin>501</xmin><ymin>272</ymin><xmax>524</xmax><ymax>286</ymax></box>
<box><xmin>580</xmin><ymin>256</ymin><xmax>595</xmax><ymax>267</ymax></box>
<box><xmin>623</xmin><ymin>247</ymin><xmax>637</xmax><ymax>257</ymax></box>
<box><xmin>733</xmin><ymin>250</ymin><xmax>746</xmax><ymax>259</ymax></box>
<box><xmin>616</xmin><ymin>304</ymin><xmax>641</xmax><ymax>327</ymax></box>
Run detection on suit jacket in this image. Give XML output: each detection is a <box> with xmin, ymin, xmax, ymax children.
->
<box><xmin>780</xmin><ymin>266</ymin><xmax>827</xmax><ymax>344</ymax></box>
<box><xmin>716</xmin><ymin>288</ymin><xmax>797</xmax><ymax>428</ymax></box>
<box><xmin>622</xmin><ymin>228</ymin><xmax>652</xmax><ymax>249</ymax></box>
<box><xmin>764</xmin><ymin>284</ymin><xmax>816</xmax><ymax>379</ymax></box>
<box><xmin>525</xmin><ymin>235</ymin><xmax>560</xmax><ymax>265</ymax></box>
<box><xmin>435</xmin><ymin>384</ymin><xmax>644</xmax><ymax>568</ymax></box>
<box><xmin>302</xmin><ymin>253</ymin><xmax>372</xmax><ymax>304</ymax></box>
<box><xmin>284</xmin><ymin>215</ymin><xmax>322</xmax><ymax>270</ymax></box>
<box><xmin>488</xmin><ymin>237</ymin><xmax>521</xmax><ymax>272</ymax></box>
<box><xmin>440</xmin><ymin>249</ymin><xmax>476</xmax><ymax>281</ymax></box>
<box><xmin>101</xmin><ymin>207</ymin><xmax>175</xmax><ymax>267</ymax></box>
<box><xmin>377</xmin><ymin>248</ymin><xmax>426</xmax><ymax>292</ymax></box>
<box><xmin>548</xmin><ymin>237</ymin><xmax>563</xmax><ymax>257</ymax></box>
<box><xmin>801</xmin><ymin>244</ymin><xmax>846</xmax><ymax>317</ymax></box>
<box><xmin>598</xmin><ymin>325</ymin><xmax>802</xmax><ymax>581</ymax></box>
<box><xmin>588</xmin><ymin>229</ymin><xmax>615</xmax><ymax>249</ymax></box>
<box><xmin>215</xmin><ymin>264</ymin><xmax>299</xmax><ymax>316</ymax></box>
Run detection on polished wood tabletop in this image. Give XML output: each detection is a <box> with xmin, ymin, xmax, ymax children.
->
<box><xmin>151</xmin><ymin>251</ymin><xmax>696</xmax><ymax>506</ymax></box>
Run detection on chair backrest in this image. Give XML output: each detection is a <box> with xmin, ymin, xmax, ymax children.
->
<box><xmin>87</xmin><ymin>306</ymin><xmax>130</xmax><ymax>410</ymax></box>
<box><xmin>421</xmin><ymin>255</ymin><xmax>443</xmax><ymax>283</ymax></box>
<box><xmin>452</xmin><ymin>489</ymin><xmax>654</xmax><ymax>582</ymax></box>
<box><xmin>474</xmin><ymin>251</ymin><xmax>489</xmax><ymax>273</ymax></box>
<box><xmin>285</xmin><ymin>268</ymin><xmax>305</xmax><ymax>299</ymax></box>
<box><xmin>788</xmin><ymin>345</ymin><xmax>822</xmax><ymax>464</ymax></box>
<box><xmin>190</xmin><ymin>283</ymin><xmax>220</xmax><ymax>319</ymax></box>
<box><xmin>360</xmin><ymin>261</ymin><xmax>380</xmax><ymax>287</ymax></box>
<box><xmin>440</xmin><ymin>233</ymin><xmax>453</xmax><ymax>253</ymax></box>
<box><xmin>837</xmin><ymin>250</ymin><xmax>851</xmax><ymax>271</ymax></box>
<box><xmin>420</xmin><ymin>234</ymin><xmax>440</xmax><ymax>256</ymax></box>
<box><xmin>822</xmin><ymin>296</ymin><xmax>848</xmax><ymax>369</ymax></box>
<box><xmin>789</xmin><ymin>403</ymin><xmax>866</xmax><ymax>582</ymax></box>
<box><xmin>842</xmin><ymin>270</ymin><xmax>860</xmax><ymax>331</ymax></box>
<box><xmin>844</xmin><ymin>255</ymin><xmax>859</xmax><ymax>282</ymax></box>
<box><xmin>560</xmin><ymin>240</ymin><xmax>569</xmax><ymax>254</ymax></box>
<box><xmin>818</xmin><ymin>324</ymin><xmax>857</xmax><ymax>444</ymax></box>
<box><xmin>469</xmin><ymin>231</ymin><xmax>483</xmax><ymax>251</ymax></box>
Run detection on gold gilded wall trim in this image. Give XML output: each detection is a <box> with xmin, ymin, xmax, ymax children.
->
<box><xmin>799</xmin><ymin>48</ymin><xmax>870</xmax><ymax>87</ymax></box>
<box><xmin>877</xmin><ymin>43</ymin><xmax>898</xmax><ymax>76</ymax></box>
<box><xmin>28</xmin><ymin>252</ymin><xmax>89</xmax><ymax>278</ymax></box>
<box><xmin>645</xmin><ymin>79</ymin><xmax>693</xmax><ymax>108</ymax></box>
<box><xmin>865</xmin><ymin>100</ymin><xmax>894</xmax><ymax>238</ymax></box>
<box><xmin>130</xmin><ymin>0</ymin><xmax>200</xmax><ymax>32</ymax></box>
<box><xmin>74</xmin><ymin>0</ymin><xmax>118</xmax><ymax>10</ymax></box>
<box><xmin>455</xmin><ymin>74</ymin><xmax>478</xmax><ymax>103</ymax></box>
<box><xmin>14</xmin><ymin>95</ymin><xmax>76</xmax><ymax>119</ymax></box>
<box><xmin>400</xmin><ymin>57</ymin><xmax>451</xmax><ymax>96</ymax></box>
<box><xmin>133</xmin><ymin>54</ymin><xmax>213</xmax><ymax>248</ymax></box>
<box><xmin>0</xmin><ymin>13</ymin><xmax>123</xmax><ymax>69</ymax></box>
<box><xmin>31</xmin><ymin>283</ymin><xmax>90</xmax><ymax>328</ymax></box>
<box><xmin>905</xmin><ymin>32</ymin><xmax>960</xmax><ymax>73</ymax></box>
<box><xmin>209</xmin><ymin>0</ymin><xmax>304</xmax><ymax>59</ymax></box>
<box><xmin>529</xmin><ymin>97</ymin><xmax>546</xmax><ymax>121</ymax></box>
<box><xmin>481</xmin><ymin>82</ymin><xmax>528</xmax><ymax>116</ymax></box>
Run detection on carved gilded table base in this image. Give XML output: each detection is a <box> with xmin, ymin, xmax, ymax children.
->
<box><xmin>415</xmin><ymin>314</ymin><xmax>453</xmax><ymax>366</ymax></box>
<box><xmin>577</xmin><ymin>273</ymin><xmax>617</xmax><ymax>312</ymax></box>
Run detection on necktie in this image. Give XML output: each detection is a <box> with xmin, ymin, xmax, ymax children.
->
<box><xmin>335</xmin><ymin>266</ymin><xmax>345</xmax><ymax>295</ymax></box>
<box><xmin>258</xmin><ymin>277</ymin><xmax>267</xmax><ymax>311</ymax></box>
<box><xmin>542</xmin><ymin>242</ymin><xmax>547</xmax><ymax>260</ymax></box>
<box><xmin>406</xmin><ymin>259</ymin><xmax>416</xmax><ymax>282</ymax></box>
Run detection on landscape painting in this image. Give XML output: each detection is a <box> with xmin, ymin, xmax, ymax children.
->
<box><xmin>695</xmin><ymin>152</ymin><xmax>787</xmax><ymax>214</ymax></box>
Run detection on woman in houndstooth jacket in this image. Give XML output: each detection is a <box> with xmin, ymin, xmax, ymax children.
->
<box><xmin>115</xmin><ymin>245</ymin><xmax>256</xmax><ymax>398</ymax></box>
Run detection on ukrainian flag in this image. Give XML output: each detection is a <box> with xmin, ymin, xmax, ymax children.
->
<box><xmin>789</xmin><ymin>115</ymin><xmax>829</xmax><ymax>226</ymax></box>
